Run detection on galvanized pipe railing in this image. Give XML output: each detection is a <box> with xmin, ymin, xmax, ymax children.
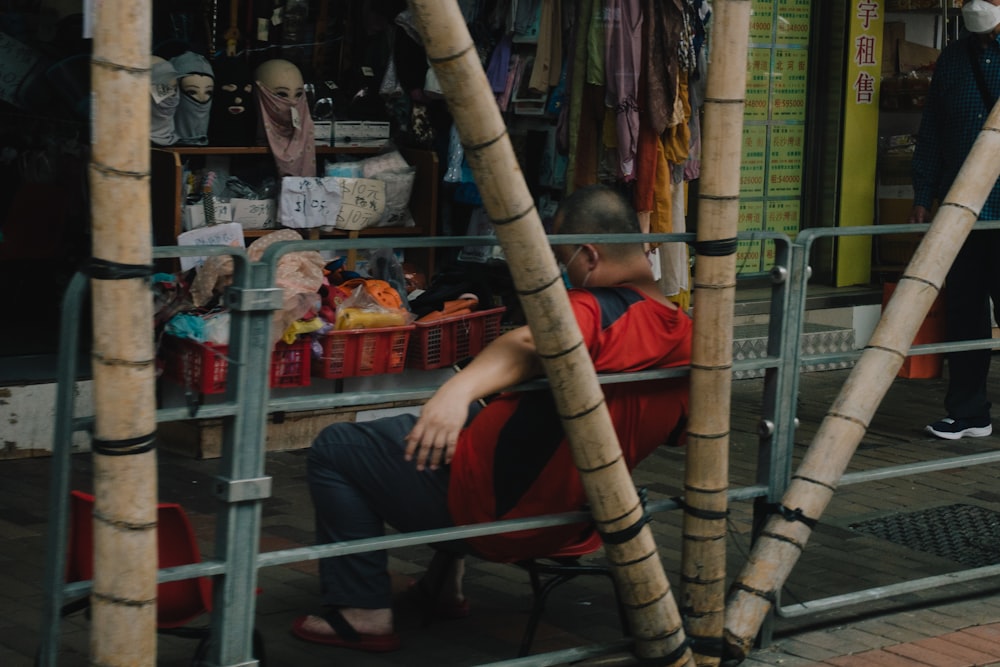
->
<box><xmin>40</xmin><ymin>223</ymin><xmax>1000</xmax><ymax>665</ymax></box>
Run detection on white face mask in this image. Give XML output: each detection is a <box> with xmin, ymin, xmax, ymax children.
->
<box><xmin>963</xmin><ymin>0</ymin><xmax>1000</xmax><ymax>34</ymax></box>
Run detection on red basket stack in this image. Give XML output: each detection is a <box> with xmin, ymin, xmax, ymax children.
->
<box><xmin>161</xmin><ymin>335</ymin><xmax>311</xmax><ymax>394</ymax></box>
<box><xmin>406</xmin><ymin>307</ymin><xmax>506</xmax><ymax>370</ymax></box>
<box><xmin>313</xmin><ymin>325</ymin><xmax>415</xmax><ymax>379</ymax></box>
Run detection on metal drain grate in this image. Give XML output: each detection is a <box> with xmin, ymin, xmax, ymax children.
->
<box><xmin>849</xmin><ymin>504</ymin><xmax>1000</xmax><ymax>568</ymax></box>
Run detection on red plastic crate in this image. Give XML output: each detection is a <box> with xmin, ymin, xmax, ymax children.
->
<box><xmin>314</xmin><ymin>325</ymin><xmax>415</xmax><ymax>379</ymax></box>
<box><xmin>161</xmin><ymin>336</ymin><xmax>311</xmax><ymax>394</ymax></box>
<box><xmin>406</xmin><ymin>307</ymin><xmax>506</xmax><ymax>370</ymax></box>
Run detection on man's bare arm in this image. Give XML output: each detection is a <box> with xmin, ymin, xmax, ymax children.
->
<box><xmin>405</xmin><ymin>326</ymin><xmax>542</xmax><ymax>470</ymax></box>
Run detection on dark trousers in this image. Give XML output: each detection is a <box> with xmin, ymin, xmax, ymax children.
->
<box><xmin>944</xmin><ymin>229</ymin><xmax>1000</xmax><ymax>420</ymax></box>
<box><xmin>306</xmin><ymin>414</ymin><xmax>457</xmax><ymax>609</ymax></box>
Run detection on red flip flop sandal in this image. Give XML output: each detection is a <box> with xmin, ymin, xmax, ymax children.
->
<box><xmin>291</xmin><ymin>611</ymin><xmax>401</xmax><ymax>652</ymax></box>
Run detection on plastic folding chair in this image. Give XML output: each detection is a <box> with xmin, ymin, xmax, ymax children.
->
<box><xmin>513</xmin><ymin>527</ymin><xmax>629</xmax><ymax>656</ymax></box>
<box><xmin>425</xmin><ymin>525</ymin><xmax>629</xmax><ymax>657</ymax></box>
<box><xmin>63</xmin><ymin>490</ymin><xmax>266</xmax><ymax>665</ymax></box>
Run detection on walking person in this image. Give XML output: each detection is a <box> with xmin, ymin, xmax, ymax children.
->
<box><xmin>911</xmin><ymin>0</ymin><xmax>1000</xmax><ymax>439</ymax></box>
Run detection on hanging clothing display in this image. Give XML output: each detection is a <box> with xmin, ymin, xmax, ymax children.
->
<box><xmin>604</xmin><ymin>0</ymin><xmax>642</xmax><ymax>181</ymax></box>
<box><xmin>528</xmin><ymin>0</ymin><xmax>563</xmax><ymax>94</ymax></box>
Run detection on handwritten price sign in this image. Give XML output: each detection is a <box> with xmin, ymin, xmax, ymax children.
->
<box><xmin>334</xmin><ymin>178</ymin><xmax>386</xmax><ymax>230</ymax></box>
<box><xmin>278</xmin><ymin>177</ymin><xmax>342</xmax><ymax>228</ymax></box>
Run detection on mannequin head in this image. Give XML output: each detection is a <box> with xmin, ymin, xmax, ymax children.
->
<box><xmin>181</xmin><ymin>74</ymin><xmax>214</xmax><ymax>102</ymax></box>
<box><xmin>254</xmin><ymin>57</ymin><xmax>315</xmax><ymax>176</ymax></box>
<box><xmin>170</xmin><ymin>52</ymin><xmax>214</xmax><ymax>145</ymax></box>
<box><xmin>150</xmin><ymin>55</ymin><xmax>179</xmax><ymax>146</ymax></box>
<box><xmin>173</xmin><ymin>51</ymin><xmax>215</xmax><ymax>103</ymax></box>
<box><xmin>209</xmin><ymin>58</ymin><xmax>256</xmax><ymax>146</ymax></box>
<box><xmin>255</xmin><ymin>58</ymin><xmax>305</xmax><ymax>101</ymax></box>
<box><xmin>150</xmin><ymin>55</ymin><xmax>178</xmax><ymax>102</ymax></box>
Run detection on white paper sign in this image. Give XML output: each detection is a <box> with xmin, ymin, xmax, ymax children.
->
<box><xmin>278</xmin><ymin>177</ymin><xmax>343</xmax><ymax>228</ymax></box>
<box><xmin>335</xmin><ymin>178</ymin><xmax>386</xmax><ymax>230</ymax></box>
<box><xmin>232</xmin><ymin>198</ymin><xmax>277</xmax><ymax>230</ymax></box>
<box><xmin>176</xmin><ymin>222</ymin><xmax>246</xmax><ymax>272</ymax></box>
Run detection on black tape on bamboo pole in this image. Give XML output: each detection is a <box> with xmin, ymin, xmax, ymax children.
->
<box><xmin>681</xmin><ymin>2</ymin><xmax>751</xmax><ymax>665</ymax></box>
<box><xmin>407</xmin><ymin>1</ymin><xmax>694</xmax><ymax>663</ymax></box>
<box><xmin>723</xmin><ymin>101</ymin><xmax>1000</xmax><ymax>662</ymax></box>
<box><xmin>88</xmin><ymin>1</ymin><xmax>159</xmax><ymax>664</ymax></box>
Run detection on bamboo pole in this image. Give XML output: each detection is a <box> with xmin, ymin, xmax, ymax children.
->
<box><xmin>89</xmin><ymin>1</ymin><xmax>159</xmax><ymax>665</ymax></box>
<box><xmin>723</xmin><ymin>100</ymin><xmax>1000</xmax><ymax>662</ymax></box>
<box><xmin>681</xmin><ymin>2</ymin><xmax>751</xmax><ymax>665</ymax></box>
<box><xmin>406</xmin><ymin>1</ymin><xmax>693</xmax><ymax>663</ymax></box>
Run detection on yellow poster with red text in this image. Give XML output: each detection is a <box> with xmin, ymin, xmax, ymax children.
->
<box><xmin>836</xmin><ymin>1</ymin><xmax>883</xmax><ymax>286</ymax></box>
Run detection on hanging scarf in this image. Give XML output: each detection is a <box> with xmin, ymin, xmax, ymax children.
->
<box><xmin>255</xmin><ymin>83</ymin><xmax>316</xmax><ymax>177</ymax></box>
<box><xmin>605</xmin><ymin>0</ymin><xmax>642</xmax><ymax>180</ymax></box>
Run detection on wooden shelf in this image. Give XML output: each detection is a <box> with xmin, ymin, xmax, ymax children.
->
<box><xmin>157</xmin><ymin>145</ymin><xmax>383</xmax><ymax>156</ymax></box>
<box><xmin>151</xmin><ymin>145</ymin><xmax>440</xmax><ymax>275</ymax></box>
<box><xmin>242</xmin><ymin>225</ymin><xmax>426</xmax><ymax>239</ymax></box>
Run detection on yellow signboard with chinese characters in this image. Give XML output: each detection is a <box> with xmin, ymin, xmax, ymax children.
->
<box><xmin>740</xmin><ymin>124</ymin><xmax>768</xmax><ymax>197</ymax></box>
<box><xmin>771</xmin><ymin>49</ymin><xmax>808</xmax><ymax>120</ymax></box>
<box><xmin>739</xmin><ymin>0</ymin><xmax>811</xmax><ymax>276</ymax></box>
<box><xmin>836</xmin><ymin>1</ymin><xmax>883</xmax><ymax>286</ymax></box>
<box><xmin>738</xmin><ymin>200</ymin><xmax>765</xmax><ymax>274</ymax></box>
<box><xmin>746</xmin><ymin>48</ymin><xmax>772</xmax><ymax>121</ymax></box>
<box><xmin>777</xmin><ymin>0</ymin><xmax>811</xmax><ymax>46</ymax></box>
<box><xmin>768</xmin><ymin>124</ymin><xmax>805</xmax><ymax>195</ymax></box>
<box><xmin>763</xmin><ymin>199</ymin><xmax>801</xmax><ymax>270</ymax></box>
<box><xmin>750</xmin><ymin>0</ymin><xmax>775</xmax><ymax>43</ymax></box>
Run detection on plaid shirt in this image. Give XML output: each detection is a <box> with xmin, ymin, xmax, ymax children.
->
<box><xmin>912</xmin><ymin>34</ymin><xmax>1000</xmax><ymax>220</ymax></box>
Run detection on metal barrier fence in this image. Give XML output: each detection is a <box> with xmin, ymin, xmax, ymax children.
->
<box><xmin>37</xmin><ymin>223</ymin><xmax>1000</xmax><ymax>666</ymax></box>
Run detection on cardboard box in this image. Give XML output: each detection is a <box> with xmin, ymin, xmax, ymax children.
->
<box><xmin>182</xmin><ymin>198</ymin><xmax>233</xmax><ymax>231</ymax></box>
<box><xmin>883</xmin><ymin>22</ymin><xmax>906</xmax><ymax>75</ymax></box>
<box><xmin>231</xmin><ymin>198</ymin><xmax>277</xmax><ymax>230</ymax></box>
<box><xmin>333</xmin><ymin>121</ymin><xmax>390</xmax><ymax>147</ymax></box>
<box><xmin>314</xmin><ymin>120</ymin><xmax>332</xmax><ymax>146</ymax></box>
<box><xmin>899</xmin><ymin>40</ymin><xmax>939</xmax><ymax>73</ymax></box>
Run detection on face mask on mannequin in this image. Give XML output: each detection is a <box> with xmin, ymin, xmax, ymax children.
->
<box><xmin>150</xmin><ymin>56</ymin><xmax>179</xmax><ymax>146</ymax></box>
<box><xmin>963</xmin><ymin>0</ymin><xmax>1000</xmax><ymax>35</ymax></box>
<box><xmin>255</xmin><ymin>58</ymin><xmax>316</xmax><ymax>176</ymax></box>
<box><xmin>209</xmin><ymin>59</ymin><xmax>257</xmax><ymax>146</ymax></box>
<box><xmin>170</xmin><ymin>52</ymin><xmax>214</xmax><ymax>146</ymax></box>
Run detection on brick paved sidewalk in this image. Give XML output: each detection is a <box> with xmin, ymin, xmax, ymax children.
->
<box><xmin>743</xmin><ymin>597</ymin><xmax>1000</xmax><ymax>666</ymax></box>
<box><xmin>7</xmin><ymin>368</ymin><xmax>1000</xmax><ymax>666</ymax></box>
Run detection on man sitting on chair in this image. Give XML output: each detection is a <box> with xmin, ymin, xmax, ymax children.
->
<box><xmin>293</xmin><ymin>184</ymin><xmax>693</xmax><ymax>652</ymax></box>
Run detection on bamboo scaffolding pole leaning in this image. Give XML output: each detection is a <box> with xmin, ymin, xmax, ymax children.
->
<box><xmin>680</xmin><ymin>2</ymin><xmax>751</xmax><ymax>665</ymax></box>
<box><xmin>88</xmin><ymin>1</ymin><xmax>160</xmax><ymax>665</ymax></box>
<box><xmin>723</xmin><ymin>100</ymin><xmax>1000</xmax><ymax>662</ymax></box>
<box><xmin>406</xmin><ymin>1</ymin><xmax>693</xmax><ymax>664</ymax></box>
